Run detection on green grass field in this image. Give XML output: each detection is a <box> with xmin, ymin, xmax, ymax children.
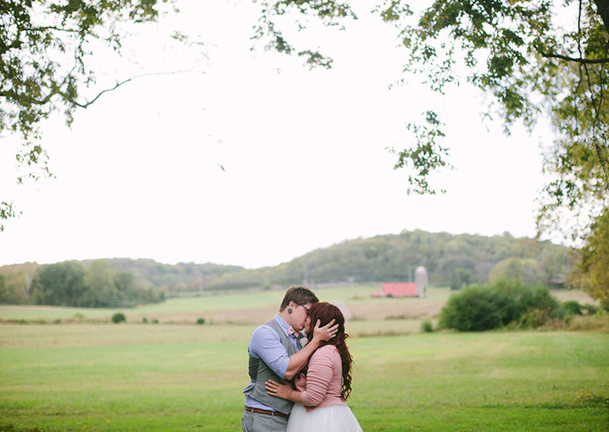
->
<box><xmin>1</xmin><ymin>288</ymin><xmax>608</xmax><ymax>431</ymax></box>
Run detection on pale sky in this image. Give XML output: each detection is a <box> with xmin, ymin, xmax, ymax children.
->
<box><xmin>0</xmin><ymin>0</ymin><xmax>549</xmax><ymax>269</ymax></box>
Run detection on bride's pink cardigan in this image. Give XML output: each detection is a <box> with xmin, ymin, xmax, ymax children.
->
<box><xmin>294</xmin><ymin>344</ymin><xmax>346</xmax><ymax>412</ymax></box>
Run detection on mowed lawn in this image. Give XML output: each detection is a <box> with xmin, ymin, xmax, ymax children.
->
<box><xmin>1</xmin><ymin>323</ymin><xmax>608</xmax><ymax>431</ymax></box>
<box><xmin>0</xmin><ymin>288</ymin><xmax>607</xmax><ymax>431</ymax></box>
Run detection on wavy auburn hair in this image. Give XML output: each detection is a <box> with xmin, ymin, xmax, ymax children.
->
<box><xmin>305</xmin><ymin>302</ymin><xmax>354</xmax><ymax>400</ymax></box>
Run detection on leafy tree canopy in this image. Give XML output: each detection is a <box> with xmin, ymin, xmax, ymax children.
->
<box><xmin>489</xmin><ymin>257</ymin><xmax>543</xmax><ymax>286</ymax></box>
<box><xmin>2</xmin><ymin>0</ymin><xmax>607</xmax><ymax>299</ymax></box>
<box><xmin>5</xmin><ymin>0</ymin><xmax>606</xmax><ymax>221</ymax></box>
<box><xmin>32</xmin><ymin>259</ymin><xmax>164</xmax><ymax>308</ymax></box>
<box><xmin>0</xmin><ymin>0</ymin><xmax>176</xmax><ymax>229</ymax></box>
<box><xmin>255</xmin><ymin>0</ymin><xmax>608</xmax><ymax>217</ymax></box>
<box><xmin>252</xmin><ymin>0</ymin><xmax>609</xmax><ymax>299</ymax></box>
<box><xmin>570</xmin><ymin>207</ymin><xmax>609</xmax><ymax>301</ymax></box>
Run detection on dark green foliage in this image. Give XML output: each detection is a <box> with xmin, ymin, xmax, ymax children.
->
<box><xmin>420</xmin><ymin>319</ymin><xmax>433</xmax><ymax>333</ymax></box>
<box><xmin>34</xmin><ymin>261</ymin><xmax>86</xmax><ymax>307</ymax></box>
<box><xmin>582</xmin><ymin>304</ymin><xmax>599</xmax><ymax>315</ymax></box>
<box><xmin>492</xmin><ymin>279</ymin><xmax>560</xmax><ymax>323</ymax></box>
<box><xmin>0</xmin><ymin>274</ymin><xmax>9</xmax><ymax>303</ymax></box>
<box><xmin>81</xmin><ymin>260</ymin><xmax>121</xmax><ymax>308</ymax></box>
<box><xmin>439</xmin><ymin>280</ymin><xmax>560</xmax><ymax>332</ymax></box>
<box><xmin>32</xmin><ymin>260</ymin><xmax>164</xmax><ymax>308</ymax></box>
<box><xmin>196</xmin><ymin>318</ymin><xmax>206</xmax><ymax>325</ymax></box>
<box><xmin>439</xmin><ymin>286</ymin><xmax>507</xmax><ymax>331</ymax></box>
<box><xmin>562</xmin><ymin>300</ymin><xmax>583</xmax><ymax>317</ymax></box>
<box><xmin>111</xmin><ymin>312</ymin><xmax>126</xmax><ymax>324</ymax></box>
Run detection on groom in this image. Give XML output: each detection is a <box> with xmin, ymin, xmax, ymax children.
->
<box><xmin>242</xmin><ymin>285</ymin><xmax>337</xmax><ymax>432</ymax></box>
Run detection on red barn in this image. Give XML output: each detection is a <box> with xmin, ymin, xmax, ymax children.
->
<box><xmin>371</xmin><ymin>282</ymin><xmax>417</xmax><ymax>298</ymax></box>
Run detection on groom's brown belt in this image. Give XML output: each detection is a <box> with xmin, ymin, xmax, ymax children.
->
<box><xmin>244</xmin><ymin>406</ymin><xmax>289</xmax><ymax>418</ymax></box>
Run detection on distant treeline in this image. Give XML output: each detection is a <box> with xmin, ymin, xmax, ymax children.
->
<box><xmin>255</xmin><ymin>230</ymin><xmax>573</xmax><ymax>291</ymax></box>
<box><xmin>0</xmin><ymin>260</ymin><xmax>166</xmax><ymax>308</ymax></box>
<box><xmin>0</xmin><ymin>230</ymin><xmax>574</xmax><ymax>307</ymax></box>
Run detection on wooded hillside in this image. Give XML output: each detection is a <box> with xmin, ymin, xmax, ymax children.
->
<box><xmin>0</xmin><ymin>230</ymin><xmax>573</xmax><ymax>306</ymax></box>
<box><xmin>249</xmin><ymin>230</ymin><xmax>573</xmax><ymax>290</ymax></box>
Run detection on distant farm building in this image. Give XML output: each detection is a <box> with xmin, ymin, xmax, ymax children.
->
<box><xmin>371</xmin><ymin>282</ymin><xmax>417</xmax><ymax>297</ymax></box>
<box><xmin>371</xmin><ymin>266</ymin><xmax>428</xmax><ymax>298</ymax></box>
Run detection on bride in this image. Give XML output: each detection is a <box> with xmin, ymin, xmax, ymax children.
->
<box><xmin>265</xmin><ymin>302</ymin><xmax>363</xmax><ymax>432</ymax></box>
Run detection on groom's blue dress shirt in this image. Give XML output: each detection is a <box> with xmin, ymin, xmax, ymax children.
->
<box><xmin>245</xmin><ymin>314</ymin><xmax>297</xmax><ymax>410</ymax></box>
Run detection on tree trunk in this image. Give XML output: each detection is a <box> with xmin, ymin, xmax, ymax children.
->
<box><xmin>593</xmin><ymin>0</ymin><xmax>609</xmax><ymax>35</ymax></box>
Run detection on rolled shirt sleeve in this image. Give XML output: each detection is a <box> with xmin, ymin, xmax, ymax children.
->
<box><xmin>248</xmin><ymin>324</ymin><xmax>291</xmax><ymax>379</ymax></box>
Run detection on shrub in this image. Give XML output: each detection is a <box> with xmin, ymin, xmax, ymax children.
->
<box><xmin>562</xmin><ymin>300</ymin><xmax>583</xmax><ymax>316</ymax></box>
<box><xmin>492</xmin><ymin>279</ymin><xmax>560</xmax><ymax>322</ymax></box>
<box><xmin>582</xmin><ymin>304</ymin><xmax>599</xmax><ymax>315</ymax></box>
<box><xmin>420</xmin><ymin>319</ymin><xmax>433</xmax><ymax>333</ymax></box>
<box><xmin>439</xmin><ymin>281</ymin><xmax>560</xmax><ymax>332</ymax></box>
<box><xmin>439</xmin><ymin>286</ymin><xmax>507</xmax><ymax>331</ymax></box>
<box><xmin>196</xmin><ymin>318</ymin><xmax>206</xmax><ymax>325</ymax></box>
<box><xmin>514</xmin><ymin>284</ymin><xmax>560</xmax><ymax>315</ymax></box>
<box><xmin>519</xmin><ymin>308</ymin><xmax>554</xmax><ymax>329</ymax></box>
<box><xmin>111</xmin><ymin>312</ymin><xmax>126</xmax><ymax>324</ymax></box>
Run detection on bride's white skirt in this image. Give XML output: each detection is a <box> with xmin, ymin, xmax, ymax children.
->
<box><xmin>287</xmin><ymin>403</ymin><xmax>363</xmax><ymax>432</ymax></box>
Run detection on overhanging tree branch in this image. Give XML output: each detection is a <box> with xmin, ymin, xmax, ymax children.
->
<box><xmin>1</xmin><ymin>0</ymin><xmax>184</xmax><ymax>229</ymax></box>
<box><xmin>70</xmin><ymin>70</ymin><xmax>201</xmax><ymax>109</ymax></box>
<box><xmin>540</xmin><ymin>51</ymin><xmax>609</xmax><ymax>64</ymax></box>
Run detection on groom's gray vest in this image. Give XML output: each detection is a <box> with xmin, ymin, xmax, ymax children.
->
<box><xmin>243</xmin><ymin>318</ymin><xmax>304</xmax><ymax>414</ymax></box>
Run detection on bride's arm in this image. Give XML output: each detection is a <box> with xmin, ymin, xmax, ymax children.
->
<box><xmin>284</xmin><ymin>319</ymin><xmax>337</xmax><ymax>380</ymax></box>
<box><xmin>266</xmin><ymin>345</ymin><xmax>334</xmax><ymax>407</ymax></box>
<box><xmin>265</xmin><ymin>378</ymin><xmax>305</xmax><ymax>404</ymax></box>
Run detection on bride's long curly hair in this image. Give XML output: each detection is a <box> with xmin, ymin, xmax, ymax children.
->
<box><xmin>304</xmin><ymin>302</ymin><xmax>354</xmax><ymax>400</ymax></box>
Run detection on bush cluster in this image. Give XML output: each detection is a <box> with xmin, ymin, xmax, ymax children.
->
<box><xmin>111</xmin><ymin>312</ymin><xmax>126</xmax><ymax>324</ymax></box>
<box><xmin>561</xmin><ymin>300</ymin><xmax>600</xmax><ymax>317</ymax></box>
<box><xmin>439</xmin><ymin>280</ymin><xmax>560</xmax><ymax>332</ymax></box>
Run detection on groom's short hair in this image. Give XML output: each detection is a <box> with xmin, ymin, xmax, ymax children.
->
<box><xmin>279</xmin><ymin>285</ymin><xmax>319</xmax><ymax>311</ymax></box>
